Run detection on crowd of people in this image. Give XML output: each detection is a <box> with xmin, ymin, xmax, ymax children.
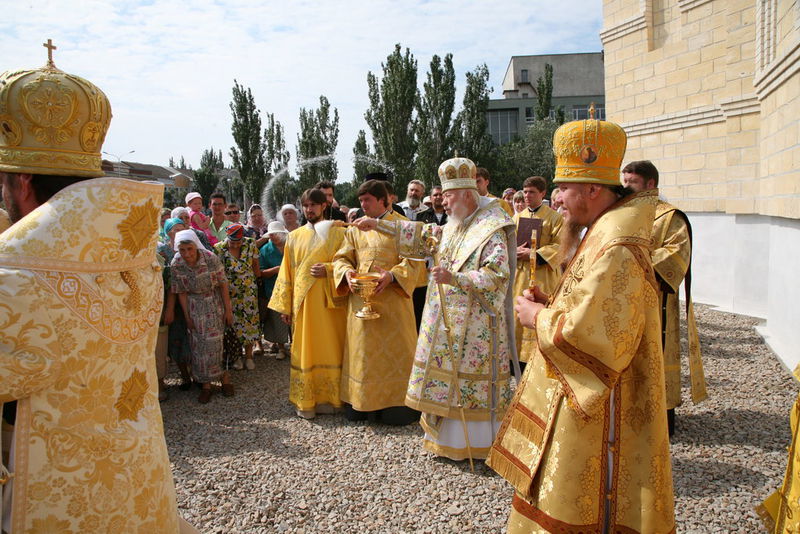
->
<box><xmin>3</xmin><ymin>45</ymin><xmax>798</xmax><ymax>534</ymax></box>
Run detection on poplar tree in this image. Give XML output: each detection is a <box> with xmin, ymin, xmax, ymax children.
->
<box><xmin>193</xmin><ymin>148</ymin><xmax>223</xmax><ymax>201</ymax></box>
<box><xmin>229</xmin><ymin>80</ymin><xmax>267</xmax><ymax>208</ymax></box>
<box><xmin>535</xmin><ymin>63</ymin><xmax>554</xmax><ymax>120</ymax></box>
<box><xmin>414</xmin><ymin>53</ymin><xmax>456</xmax><ymax>189</ymax></box>
<box><xmin>452</xmin><ymin>64</ymin><xmax>494</xmax><ymax>169</ymax></box>
<box><xmin>365</xmin><ymin>44</ymin><xmax>418</xmax><ymax>188</ymax></box>
<box><xmin>352</xmin><ymin>129</ymin><xmax>374</xmax><ymax>182</ymax></box>
<box><xmin>296</xmin><ymin>95</ymin><xmax>339</xmax><ymax>190</ymax></box>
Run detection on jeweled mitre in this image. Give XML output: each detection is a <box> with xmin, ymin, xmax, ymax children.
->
<box><xmin>553</xmin><ymin>110</ymin><xmax>627</xmax><ymax>186</ymax></box>
<box><xmin>438</xmin><ymin>155</ymin><xmax>477</xmax><ymax>192</ymax></box>
<box><xmin>0</xmin><ymin>52</ymin><xmax>111</xmax><ymax>177</ymax></box>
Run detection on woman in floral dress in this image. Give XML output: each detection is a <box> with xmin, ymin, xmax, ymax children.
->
<box><xmin>171</xmin><ymin>230</ymin><xmax>234</xmax><ymax>403</ymax></box>
<box><xmin>214</xmin><ymin>223</ymin><xmax>261</xmax><ymax>370</ymax></box>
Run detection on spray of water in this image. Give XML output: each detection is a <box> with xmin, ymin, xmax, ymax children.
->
<box><xmin>260</xmin><ymin>153</ymin><xmax>396</xmax><ymax>220</ymax></box>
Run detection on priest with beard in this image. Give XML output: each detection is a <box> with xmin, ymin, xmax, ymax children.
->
<box><xmin>487</xmin><ymin>111</ymin><xmax>675</xmax><ymax>533</ymax></box>
<box><xmin>269</xmin><ymin>188</ymin><xmax>348</xmax><ymax>419</ymax></box>
<box><xmin>353</xmin><ymin>156</ymin><xmax>517</xmax><ymax>462</ymax></box>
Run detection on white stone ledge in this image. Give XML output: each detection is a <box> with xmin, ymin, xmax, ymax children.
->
<box><xmin>621</xmin><ymin>105</ymin><xmax>724</xmax><ymax>135</ymax></box>
<box><xmin>677</xmin><ymin>0</ymin><xmax>714</xmax><ymax>12</ymax></box>
<box><xmin>600</xmin><ymin>14</ymin><xmax>647</xmax><ymax>45</ymax></box>
<box><xmin>754</xmin><ymin>40</ymin><xmax>800</xmax><ymax>99</ymax></box>
<box><xmin>719</xmin><ymin>94</ymin><xmax>761</xmax><ymax>117</ymax></box>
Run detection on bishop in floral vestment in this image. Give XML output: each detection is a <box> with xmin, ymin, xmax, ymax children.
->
<box><xmin>354</xmin><ymin>156</ymin><xmax>517</xmax><ymax>461</ymax></box>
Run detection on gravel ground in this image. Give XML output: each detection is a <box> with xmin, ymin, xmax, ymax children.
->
<box><xmin>161</xmin><ymin>304</ymin><xmax>797</xmax><ymax>533</ymax></box>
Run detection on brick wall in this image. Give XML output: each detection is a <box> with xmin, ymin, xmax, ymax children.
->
<box><xmin>601</xmin><ymin>0</ymin><xmax>799</xmax><ymax>219</ymax></box>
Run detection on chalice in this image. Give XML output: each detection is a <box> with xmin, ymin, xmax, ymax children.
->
<box><xmin>351</xmin><ymin>272</ymin><xmax>382</xmax><ymax>320</ymax></box>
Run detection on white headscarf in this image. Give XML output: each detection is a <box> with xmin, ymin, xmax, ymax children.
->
<box><xmin>171</xmin><ymin>206</ymin><xmax>189</xmax><ymax>219</ymax></box>
<box><xmin>276</xmin><ymin>204</ymin><xmax>298</xmax><ymax>225</ymax></box>
<box><xmin>173</xmin><ymin>229</ymin><xmax>207</xmax><ymax>252</ymax></box>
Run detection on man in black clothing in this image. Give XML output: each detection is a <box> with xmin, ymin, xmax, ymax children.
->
<box><xmin>414</xmin><ymin>185</ymin><xmax>448</xmax><ymax>226</ymax></box>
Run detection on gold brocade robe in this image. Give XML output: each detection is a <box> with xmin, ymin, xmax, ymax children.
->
<box><xmin>268</xmin><ymin>224</ymin><xmax>348</xmax><ymax>411</ymax></box>
<box><xmin>512</xmin><ymin>204</ymin><xmax>562</xmax><ymax>360</ymax></box>
<box><xmin>487</xmin><ymin>190</ymin><xmax>676</xmax><ymax>534</ymax></box>
<box><xmin>758</xmin><ymin>365</ymin><xmax>800</xmax><ymax>533</ymax></box>
<box><xmin>486</xmin><ymin>193</ymin><xmax>514</xmax><ymax>218</ymax></box>
<box><xmin>653</xmin><ymin>201</ymin><xmax>707</xmax><ymax>409</ymax></box>
<box><xmin>0</xmin><ymin>179</ymin><xmax>182</xmax><ymax>533</ymax></box>
<box><xmin>332</xmin><ymin>211</ymin><xmax>424</xmax><ymax>411</ymax></box>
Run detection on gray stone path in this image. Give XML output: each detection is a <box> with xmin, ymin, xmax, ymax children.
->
<box><xmin>162</xmin><ymin>304</ymin><xmax>796</xmax><ymax>533</ymax></box>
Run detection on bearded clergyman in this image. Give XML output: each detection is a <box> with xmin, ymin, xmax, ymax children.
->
<box><xmin>622</xmin><ymin>160</ymin><xmax>708</xmax><ymax>436</ymax></box>
<box><xmin>487</xmin><ymin>111</ymin><xmax>676</xmax><ymax>532</ymax></box>
<box><xmin>0</xmin><ymin>43</ymin><xmax>194</xmax><ymax>532</ymax></box>
<box><xmin>354</xmin><ymin>155</ymin><xmax>517</xmax><ymax>462</ymax></box>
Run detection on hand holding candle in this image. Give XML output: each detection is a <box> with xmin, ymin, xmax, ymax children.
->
<box><xmin>528</xmin><ymin>229</ymin><xmax>538</xmax><ymax>290</ymax></box>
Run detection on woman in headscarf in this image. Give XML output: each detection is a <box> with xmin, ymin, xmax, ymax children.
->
<box><xmin>214</xmin><ymin>223</ymin><xmax>261</xmax><ymax>371</ymax></box>
<box><xmin>170</xmin><ymin>230</ymin><xmax>234</xmax><ymax>403</ymax></box>
<box><xmin>246</xmin><ymin>204</ymin><xmax>269</xmax><ymax>246</ymax></box>
<box><xmin>258</xmin><ymin>221</ymin><xmax>290</xmax><ymax>359</ymax></box>
<box><xmin>159</xmin><ymin>219</ymin><xmax>193</xmax><ymax>393</ymax></box>
<box><xmin>276</xmin><ymin>203</ymin><xmax>300</xmax><ymax>232</ymax></box>
<box><xmin>246</xmin><ymin>204</ymin><xmax>269</xmax><ymax>354</ymax></box>
<box><xmin>158</xmin><ymin>207</ymin><xmax>171</xmax><ymax>244</ymax></box>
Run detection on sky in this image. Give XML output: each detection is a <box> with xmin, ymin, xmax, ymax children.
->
<box><xmin>3</xmin><ymin>0</ymin><xmax>603</xmax><ymax>181</ymax></box>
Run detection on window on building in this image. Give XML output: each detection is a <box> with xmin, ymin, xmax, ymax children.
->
<box><xmin>572</xmin><ymin>106</ymin><xmax>606</xmax><ymax>120</ymax></box>
<box><xmin>486</xmin><ymin>109</ymin><xmax>519</xmax><ymax>145</ymax></box>
<box><xmin>521</xmin><ymin>69</ymin><xmax>529</xmax><ymax>83</ymax></box>
<box><xmin>522</xmin><ymin>92</ymin><xmax>529</xmax><ymax>99</ymax></box>
<box><xmin>525</xmin><ymin>107</ymin><xmax>534</xmax><ymax>122</ymax></box>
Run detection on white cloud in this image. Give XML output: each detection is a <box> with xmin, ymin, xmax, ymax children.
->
<box><xmin>2</xmin><ymin>0</ymin><xmax>602</xmax><ymax>179</ymax></box>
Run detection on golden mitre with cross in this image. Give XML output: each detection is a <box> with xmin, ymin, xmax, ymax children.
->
<box><xmin>438</xmin><ymin>152</ymin><xmax>477</xmax><ymax>192</ymax></box>
<box><xmin>552</xmin><ymin>104</ymin><xmax>627</xmax><ymax>186</ymax></box>
<box><xmin>0</xmin><ymin>39</ymin><xmax>112</xmax><ymax>177</ymax></box>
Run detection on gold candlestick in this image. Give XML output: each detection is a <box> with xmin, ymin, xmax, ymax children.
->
<box><xmin>528</xmin><ymin>230</ymin><xmax>538</xmax><ymax>291</ymax></box>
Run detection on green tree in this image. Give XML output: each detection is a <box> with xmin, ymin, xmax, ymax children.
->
<box><xmin>296</xmin><ymin>95</ymin><xmax>339</xmax><ymax>191</ymax></box>
<box><xmin>193</xmin><ymin>148</ymin><xmax>224</xmax><ymax>202</ymax></box>
<box><xmin>351</xmin><ymin>129</ymin><xmax>390</xmax><ymax>182</ymax></box>
<box><xmin>495</xmin><ymin>118</ymin><xmax>561</xmax><ymax>193</ymax></box>
<box><xmin>414</xmin><ymin>53</ymin><xmax>456</xmax><ymax>190</ymax></box>
<box><xmin>229</xmin><ymin>80</ymin><xmax>267</xmax><ymax>210</ymax></box>
<box><xmin>534</xmin><ymin>63</ymin><xmax>554</xmax><ymax>120</ymax></box>
<box><xmin>365</xmin><ymin>44</ymin><xmax>418</xmax><ymax>189</ymax></box>
<box><xmin>452</xmin><ymin>64</ymin><xmax>494</xmax><ymax>169</ymax></box>
<box><xmin>264</xmin><ymin>115</ymin><xmax>298</xmax><ymax>215</ymax></box>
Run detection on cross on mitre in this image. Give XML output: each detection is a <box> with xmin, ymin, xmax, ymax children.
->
<box><xmin>43</xmin><ymin>39</ymin><xmax>57</xmax><ymax>67</ymax></box>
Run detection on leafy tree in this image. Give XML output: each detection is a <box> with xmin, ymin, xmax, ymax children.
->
<box><xmin>229</xmin><ymin>80</ymin><xmax>267</xmax><ymax>210</ymax></box>
<box><xmin>534</xmin><ymin>63</ymin><xmax>554</xmax><ymax>120</ymax></box>
<box><xmin>495</xmin><ymin>118</ymin><xmax>561</xmax><ymax>194</ymax></box>
<box><xmin>193</xmin><ymin>148</ymin><xmax>224</xmax><ymax>202</ymax></box>
<box><xmin>452</xmin><ymin>64</ymin><xmax>494</xmax><ymax>169</ymax></box>
<box><xmin>296</xmin><ymin>95</ymin><xmax>339</xmax><ymax>191</ymax></box>
<box><xmin>263</xmin><ymin>115</ymin><xmax>298</xmax><ymax>216</ymax></box>
<box><xmin>365</xmin><ymin>44</ymin><xmax>418</xmax><ymax>190</ymax></box>
<box><xmin>414</xmin><ymin>53</ymin><xmax>456</xmax><ymax>190</ymax></box>
<box><xmin>168</xmin><ymin>156</ymin><xmax>176</xmax><ymax>168</ymax></box>
<box><xmin>351</xmin><ymin>129</ymin><xmax>391</xmax><ymax>183</ymax></box>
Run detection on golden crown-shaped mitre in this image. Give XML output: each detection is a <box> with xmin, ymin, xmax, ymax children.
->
<box><xmin>0</xmin><ymin>40</ymin><xmax>112</xmax><ymax>177</ymax></box>
<box><xmin>438</xmin><ymin>153</ymin><xmax>477</xmax><ymax>192</ymax></box>
<box><xmin>553</xmin><ymin>106</ymin><xmax>627</xmax><ymax>186</ymax></box>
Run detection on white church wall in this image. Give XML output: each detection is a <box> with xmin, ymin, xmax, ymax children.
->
<box><xmin>689</xmin><ymin>212</ymin><xmax>800</xmax><ymax>372</ymax></box>
<box><xmin>759</xmin><ymin>217</ymin><xmax>800</xmax><ymax>373</ymax></box>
